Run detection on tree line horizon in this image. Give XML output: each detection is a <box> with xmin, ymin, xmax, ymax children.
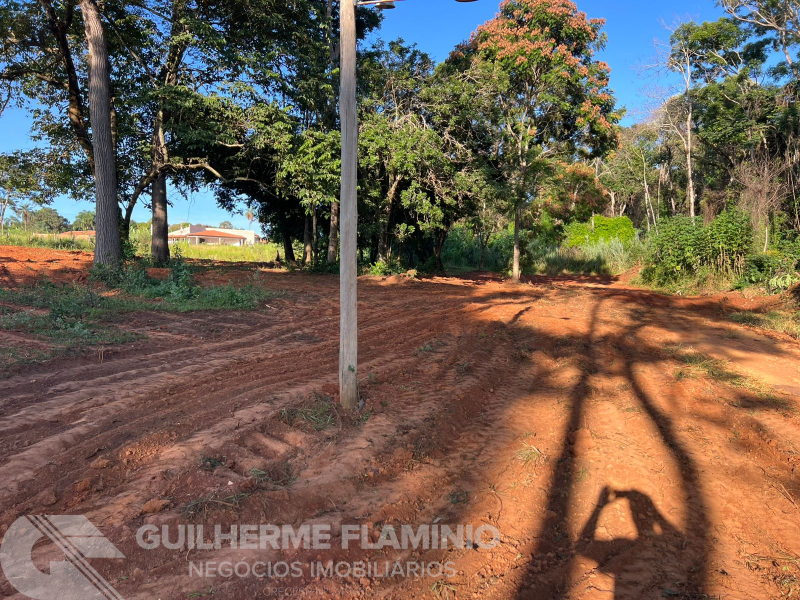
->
<box><xmin>1</xmin><ymin>0</ymin><xmax>799</xmax><ymax>282</ymax></box>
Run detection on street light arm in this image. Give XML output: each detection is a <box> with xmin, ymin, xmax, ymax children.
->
<box><xmin>356</xmin><ymin>0</ymin><xmax>405</xmax><ymax>6</ymax></box>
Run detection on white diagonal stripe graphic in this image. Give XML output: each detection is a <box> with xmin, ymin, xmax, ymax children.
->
<box><xmin>29</xmin><ymin>516</ymin><xmax>124</xmax><ymax>600</ymax></box>
<box><xmin>30</xmin><ymin>515</ymin><xmax>123</xmax><ymax>600</ymax></box>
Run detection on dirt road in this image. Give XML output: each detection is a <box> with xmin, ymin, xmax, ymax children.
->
<box><xmin>1</xmin><ymin>248</ymin><xmax>799</xmax><ymax>599</ymax></box>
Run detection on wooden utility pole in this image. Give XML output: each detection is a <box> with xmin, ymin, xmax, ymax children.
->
<box><xmin>339</xmin><ymin>0</ymin><xmax>358</xmax><ymax>410</ymax></box>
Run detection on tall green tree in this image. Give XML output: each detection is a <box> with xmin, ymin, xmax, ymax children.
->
<box><xmin>720</xmin><ymin>0</ymin><xmax>800</xmax><ymax>72</ymax></box>
<box><xmin>1</xmin><ymin>0</ymin><xmax>122</xmax><ymax>263</ymax></box>
<box><xmin>470</xmin><ymin>0</ymin><xmax>620</xmax><ymax>281</ymax></box>
<box><xmin>73</xmin><ymin>210</ymin><xmax>96</xmax><ymax>230</ymax></box>
<box><xmin>81</xmin><ymin>0</ymin><xmax>121</xmax><ymax>265</ymax></box>
<box><xmin>0</xmin><ymin>151</ymin><xmax>50</xmax><ymax>235</ymax></box>
<box><xmin>30</xmin><ymin>206</ymin><xmax>68</xmax><ymax>232</ymax></box>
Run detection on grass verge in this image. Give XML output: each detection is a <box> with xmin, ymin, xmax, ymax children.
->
<box><xmin>0</xmin><ymin>260</ymin><xmax>277</xmax><ymax>376</ymax></box>
<box><xmin>171</xmin><ymin>241</ymin><xmax>280</xmax><ymax>263</ymax></box>
<box><xmin>730</xmin><ymin>310</ymin><xmax>800</xmax><ymax>339</ymax></box>
<box><xmin>665</xmin><ymin>345</ymin><xmax>793</xmax><ymax>413</ymax></box>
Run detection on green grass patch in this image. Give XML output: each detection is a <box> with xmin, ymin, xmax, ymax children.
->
<box><xmin>0</xmin><ymin>289</ymin><xmax>140</xmax><ymax>377</ymax></box>
<box><xmin>730</xmin><ymin>310</ymin><xmax>800</xmax><ymax>339</ymax></box>
<box><xmin>415</xmin><ymin>343</ymin><xmax>434</xmax><ymax>355</ymax></box>
<box><xmin>280</xmin><ymin>393</ymin><xmax>338</xmax><ymax>431</ymax></box>
<box><xmin>171</xmin><ymin>241</ymin><xmax>279</xmax><ymax>263</ymax></box>
<box><xmin>0</xmin><ymin>259</ymin><xmax>277</xmax><ymax>375</ymax></box>
<box><xmin>90</xmin><ymin>260</ymin><xmax>276</xmax><ymax>312</ymax></box>
<box><xmin>0</xmin><ymin>307</ymin><xmax>138</xmax><ymax>346</ymax></box>
<box><xmin>666</xmin><ymin>346</ymin><xmax>793</xmax><ymax>413</ymax></box>
<box><xmin>0</xmin><ymin>230</ymin><xmax>94</xmax><ymax>251</ymax></box>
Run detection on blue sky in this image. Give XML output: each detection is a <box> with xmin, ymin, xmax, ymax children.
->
<box><xmin>0</xmin><ymin>0</ymin><xmax>725</xmax><ymax>228</ymax></box>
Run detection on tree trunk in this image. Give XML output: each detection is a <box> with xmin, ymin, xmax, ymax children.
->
<box><xmin>312</xmin><ymin>206</ymin><xmax>318</xmax><ymax>263</ymax></box>
<box><xmin>641</xmin><ymin>152</ymin><xmax>657</xmax><ymax>232</ymax></box>
<box><xmin>0</xmin><ymin>194</ymin><xmax>9</xmax><ymax>235</ymax></box>
<box><xmin>122</xmin><ymin>202</ymin><xmax>135</xmax><ymax>243</ymax></box>
<box><xmin>764</xmin><ymin>217</ymin><xmax>770</xmax><ymax>254</ymax></box>
<box><xmin>151</xmin><ymin>174</ymin><xmax>170</xmax><ymax>265</ymax></box>
<box><xmin>303</xmin><ymin>214</ymin><xmax>313</xmax><ymax>264</ymax></box>
<box><xmin>686</xmin><ymin>103</ymin><xmax>696</xmax><ymax>219</ymax></box>
<box><xmin>378</xmin><ymin>178</ymin><xmax>400</xmax><ymax>262</ymax></box>
<box><xmin>512</xmin><ymin>206</ymin><xmax>521</xmax><ymax>282</ymax></box>
<box><xmin>81</xmin><ymin>0</ymin><xmax>121</xmax><ymax>267</ymax></box>
<box><xmin>150</xmin><ymin>119</ymin><xmax>170</xmax><ymax>262</ymax></box>
<box><xmin>148</xmin><ymin>2</ymin><xmax>187</xmax><ymax>264</ymax></box>
<box><xmin>282</xmin><ymin>229</ymin><xmax>296</xmax><ymax>263</ymax></box>
<box><xmin>327</xmin><ymin>200</ymin><xmax>339</xmax><ymax>264</ymax></box>
<box><xmin>479</xmin><ymin>231</ymin><xmax>486</xmax><ymax>271</ymax></box>
<box><xmin>433</xmin><ymin>228</ymin><xmax>448</xmax><ymax>274</ymax></box>
<box><xmin>149</xmin><ymin>97</ymin><xmax>173</xmax><ymax>262</ymax></box>
<box><xmin>40</xmin><ymin>0</ymin><xmax>95</xmax><ymax>172</ymax></box>
<box><xmin>377</xmin><ymin>205</ymin><xmax>391</xmax><ymax>262</ymax></box>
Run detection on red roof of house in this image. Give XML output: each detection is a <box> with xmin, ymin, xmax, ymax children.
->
<box><xmin>185</xmin><ymin>229</ymin><xmax>246</xmax><ymax>239</ymax></box>
<box><xmin>168</xmin><ymin>233</ymin><xmax>187</xmax><ymax>238</ymax></box>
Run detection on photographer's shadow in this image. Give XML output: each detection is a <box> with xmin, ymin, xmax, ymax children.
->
<box><xmin>574</xmin><ymin>487</ymin><xmax>684</xmax><ymax>599</ymax></box>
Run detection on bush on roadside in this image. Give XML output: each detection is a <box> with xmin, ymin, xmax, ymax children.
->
<box><xmin>441</xmin><ymin>226</ymin><xmax>513</xmax><ymax>272</ymax></box>
<box><xmin>642</xmin><ymin>210</ymin><xmax>752</xmax><ymax>286</ymax></box>
<box><xmin>735</xmin><ymin>235</ymin><xmax>800</xmax><ymax>292</ymax></box>
<box><xmin>0</xmin><ymin>229</ymin><xmax>93</xmax><ymax>251</ymax></box>
<box><xmin>563</xmin><ymin>216</ymin><xmax>636</xmax><ymax>248</ymax></box>
<box><xmin>90</xmin><ymin>258</ymin><xmax>273</xmax><ymax>310</ymax></box>
<box><xmin>521</xmin><ymin>237</ymin><xmax>644</xmax><ymax>276</ymax></box>
<box><xmin>366</xmin><ymin>258</ymin><xmax>404</xmax><ymax>276</ymax></box>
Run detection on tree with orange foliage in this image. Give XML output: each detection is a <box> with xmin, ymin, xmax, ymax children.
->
<box><xmin>471</xmin><ymin>0</ymin><xmax>620</xmax><ymax>281</ymax></box>
<box><xmin>540</xmin><ymin>161</ymin><xmax>608</xmax><ymax>223</ymax></box>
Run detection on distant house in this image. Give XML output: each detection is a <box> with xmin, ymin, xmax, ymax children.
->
<box><xmin>168</xmin><ymin>225</ymin><xmax>260</xmax><ymax>247</ymax></box>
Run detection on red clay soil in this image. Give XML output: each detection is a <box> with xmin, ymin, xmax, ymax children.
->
<box><xmin>0</xmin><ymin>245</ymin><xmax>94</xmax><ymax>287</ymax></box>
<box><xmin>1</xmin><ymin>247</ymin><xmax>800</xmax><ymax>600</ymax></box>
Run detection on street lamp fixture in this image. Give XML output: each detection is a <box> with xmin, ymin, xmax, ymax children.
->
<box><xmin>338</xmin><ymin>0</ymin><xmax>478</xmax><ymax>410</ymax></box>
<box><xmin>358</xmin><ymin>0</ymin><xmax>398</xmax><ymax>8</ymax></box>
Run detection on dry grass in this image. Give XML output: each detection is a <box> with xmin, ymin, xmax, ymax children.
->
<box><xmin>730</xmin><ymin>310</ymin><xmax>800</xmax><ymax>339</ymax></box>
<box><xmin>665</xmin><ymin>345</ymin><xmax>793</xmax><ymax>413</ymax></box>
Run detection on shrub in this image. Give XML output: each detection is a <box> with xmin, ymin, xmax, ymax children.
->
<box><xmin>705</xmin><ymin>209</ymin><xmax>753</xmax><ymax>273</ymax></box>
<box><xmin>441</xmin><ymin>226</ymin><xmax>514</xmax><ymax>272</ymax></box>
<box><xmin>522</xmin><ymin>237</ymin><xmax>643</xmax><ymax>276</ymax></box>
<box><xmin>738</xmin><ymin>252</ymin><xmax>800</xmax><ymax>292</ymax></box>
<box><xmin>563</xmin><ymin>216</ymin><xmax>635</xmax><ymax>248</ymax></box>
<box><xmin>642</xmin><ymin>216</ymin><xmax>705</xmax><ymax>283</ymax></box>
<box><xmin>366</xmin><ymin>258</ymin><xmax>404</xmax><ymax>276</ymax></box>
<box><xmin>642</xmin><ymin>210</ymin><xmax>753</xmax><ymax>286</ymax></box>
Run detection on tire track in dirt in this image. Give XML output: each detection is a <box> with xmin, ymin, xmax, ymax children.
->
<box><xmin>0</xmin><ymin>280</ymin><xmax>474</xmax><ymax>522</ymax></box>
<box><xmin>2</xmin><ymin>261</ymin><xmax>800</xmax><ymax>600</ymax></box>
